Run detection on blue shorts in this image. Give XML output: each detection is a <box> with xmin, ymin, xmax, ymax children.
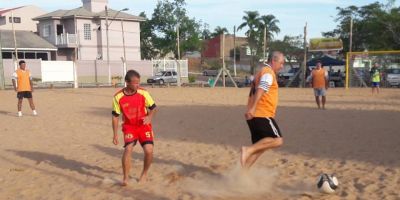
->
<box><xmin>372</xmin><ymin>82</ymin><xmax>380</xmax><ymax>87</ymax></box>
<box><xmin>314</xmin><ymin>88</ymin><xmax>326</xmax><ymax>96</ymax></box>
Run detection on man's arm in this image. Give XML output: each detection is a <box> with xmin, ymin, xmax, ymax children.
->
<box><xmin>112</xmin><ymin>115</ymin><xmax>119</xmax><ymax>145</ymax></box>
<box><xmin>12</xmin><ymin>79</ymin><xmax>17</xmax><ymax>92</ymax></box>
<box><xmin>30</xmin><ymin>79</ymin><xmax>34</xmax><ymax>92</ymax></box>
<box><xmin>325</xmin><ymin>70</ymin><xmax>329</xmax><ymax>90</ymax></box>
<box><xmin>143</xmin><ymin>107</ymin><xmax>157</xmax><ymax>125</ymax></box>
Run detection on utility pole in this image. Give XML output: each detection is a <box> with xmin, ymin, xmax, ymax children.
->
<box><xmin>105</xmin><ymin>5</ymin><xmax>111</xmax><ymax>85</ymax></box>
<box><xmin>176</xmin><ymin>24</ymin><xmax>181</xmax><ymax>87</ymax></box>
<box><xmin>263</xmin><ymin>26</ymin><xmax>267</xmax><ymax>60</ymax></box>
<box><xmin>303</xmin><ymin>22</ymin><xmax>308</xmax><ymax>88</ymax></box>
<box><xmin>121</xmin><ymin>18</ymin><xmax>127</xmax><ymax>86</ymax></box>
<box><xmin>349</xmin><ymin>17</ymin><xmax>353</xmax><ymax>53</ymax></box>
<box><xmin>233</xmin><ymin>25</ymin><xmax>237</xmax><ymax>77</ymax></box>
<box><xmin>11</xmin><ymin>11</ymin><xmax>18</xmax><ymax>70</ymax></box>
<box><xmin>0</xmin><ymin>30</ymin><xmax>5</xmax><ymax>90</ymax></box>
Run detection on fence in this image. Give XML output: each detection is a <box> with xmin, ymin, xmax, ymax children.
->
<box><xmin>346</xmin><ymin>51</ymin><xmax>400</xmax><ymax>88</ymax></box>
<box><xmin>152</xmin><ymin>59</ymin><xmax>189</xmax><ymax>77</ymax></box>
<box><xmin>1</xmin><ymin>59</ymin><xmax>154</xmax><ymax>88</ymax></box>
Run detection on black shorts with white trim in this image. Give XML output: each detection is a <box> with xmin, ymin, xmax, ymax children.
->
<box><xmin>246</xmin><ymin>117</ymin><xmax>282</xmax><ymax>144</ymax></box>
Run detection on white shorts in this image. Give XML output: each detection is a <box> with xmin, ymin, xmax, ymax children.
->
<box><xmin>314</xmin><ymin>88</ymin><xmax>326</xmax><ymax>96</ymax></box>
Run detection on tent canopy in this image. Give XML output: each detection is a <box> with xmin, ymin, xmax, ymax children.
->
<box><xmin>307</xmin><ymin>55</ymin><xmax>345</xmax><ymax>67</ymax></box>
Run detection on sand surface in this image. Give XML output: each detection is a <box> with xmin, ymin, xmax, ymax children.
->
<box><xmin>0</xmin><ymin>87</ymin><xmax>399</xmax><ymax>200</ymax></box>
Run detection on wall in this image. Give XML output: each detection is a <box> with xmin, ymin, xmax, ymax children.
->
<box><xmin>0</xmin><ymin>5</ymin><xmax>46</xmax><ymax>32</ymax></box>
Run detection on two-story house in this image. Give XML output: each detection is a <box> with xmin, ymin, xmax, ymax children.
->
<box><xmin>33</xmin><ymin>0</ymin><xmax>145</xmax><ymax>61</ymax></box>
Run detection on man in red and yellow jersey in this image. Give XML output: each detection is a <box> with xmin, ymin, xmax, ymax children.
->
<box><xmin>241</xmin><ymin>51</ymin><xmax>285</xmax><ymax>169</ymax></box>
<box><xmin>112</xmin><ymin>70</ymin><xmax>157</xmax><ymax>186</ymax></box>
<box><xmin>12</xmin><ymin>60</ymin><xmax>37</xmax><ymax>117</ymax></box>
<box><xmin>308</xmin><ymin>60</ymin><xmax>329</xmax><ymax>109</ymax></box>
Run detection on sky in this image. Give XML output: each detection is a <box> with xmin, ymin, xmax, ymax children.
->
<box><xmin>0</xmin><ymin>0</ymin><xmax>397</xmax><ymax>40</ymax></box>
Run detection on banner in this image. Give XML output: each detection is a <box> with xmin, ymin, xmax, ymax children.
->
<box><xmin>309</xmin><ymin>38</ymin><xmax>343</xmax><ymax>52</ymax></box>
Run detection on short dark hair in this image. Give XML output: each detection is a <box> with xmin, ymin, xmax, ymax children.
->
<box><xmin>125</xmin><ymin>70</ymin><xmax>141</xmax><ymax>82</ymax></box>
<box><xmin>19</xmin><ymin>60</ymin><xmax>26</xmax><ymax>65</ymax></box>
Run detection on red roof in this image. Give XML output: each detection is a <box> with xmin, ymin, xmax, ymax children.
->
<box><xmin>0</xmin><ymin>6</ymin><xmax>24</xmax><ymax>16</ymax></box>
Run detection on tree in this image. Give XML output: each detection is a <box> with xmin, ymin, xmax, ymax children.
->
<box><xmin>323</xmin><ymin>1</ymin><xmax>400</xmax><ymax>52</ymax></box>
<box><xmin>269</xmin><ymin>35</ymin><xmax>303</xmax><ymax>68</ymax></box>
<box><xmin>150</xmin><ymin>0</ymin><xmax>202</xmax><ymax>58</ymax></box>
<box><xmin>139</xmin><ymin>12</ymin><xmax>157</xmax><ymax>60</ymax></box>
<box><xmin>258</xmin><ymin>14</ymin><xmax>280</xmax><ymax>58</ymax></box>
<box><xmin>237</xmin><ymin>11</ymin><xmax>281</xmax><ymax>74</ymax></box>
<box><xmin>211</xmin><ymin>26</ymin><xmax>229</xmax><ymax>37</ymax></box>
<box><xmin>237</xmin><ymin>11</ymin><xmax>261</xmax><ymax>74</ymax></box>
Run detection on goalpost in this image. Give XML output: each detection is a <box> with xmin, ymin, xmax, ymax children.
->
<box><xmin>345</xmin><ymin>50</ymin><xmax>400</xmax><ymax>89</ymax></box>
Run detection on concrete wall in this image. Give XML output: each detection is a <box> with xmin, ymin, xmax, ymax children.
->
<box><xmin>0</xmin><ymin>5</ymin><xmax>46</xmax><ymax>32</ymax></box>
<box><xmin>1</xmin><ymin>59</ymin><xmax>153</xmax><ymax>85</ymax></box>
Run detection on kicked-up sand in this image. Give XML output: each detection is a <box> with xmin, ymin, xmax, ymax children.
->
<box><xmin>0</xmin><ymin>87</ymin><xmax>399</xmax><ymax>200</ymax></box>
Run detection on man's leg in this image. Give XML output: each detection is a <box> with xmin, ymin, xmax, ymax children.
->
<box><xmin>322</xmin><ymin>96</ymin><xmax>326</xmax><ymax>109</ymax></box>
<box><xmin>28</xmin><ymin>98</ymin><xmax>36</xmax><ymax>111</ymax></box>
<box><xmin>315</xmin><ymin>96</ymin><xmax>321</xmax><ymax>109</ymax></box>
<box><xmin>139</xmin><ymin>144</ymin><xmax>153</xmax><ymax>183</ymax></box>
<box><xmin>241</xmin><ymin>137</ymin><xmax>283</xmax><ymax>169</ymax></box>
<box><xmin>17</xmin><ymin>98</ymin><xmax>23</xmax><ymax>112</ymax></box>
<box><xmin>377</xmin><ymin>86</ymin><xmax>380</xmax><ymax>94</ymax></box>
<box><xmin>122</xmin><ymin>143</ymin><xmax>134</xmax><ymax>186</ymax></box>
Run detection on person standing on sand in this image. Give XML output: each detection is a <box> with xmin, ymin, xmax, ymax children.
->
<box><xmin>370</xmin><ymin>63</ymin><xmax>381</xmax><ymax>95</ymax></box>
<box><xmin>112</xmin><ymin>70</ymin><xmax>157</xmax><ymax>186</ymax></box>
<box><xmin>241</xmin><ymin>51</ymin><xmax>284</xmax><ymax>169</ymax></box>
<box><xmin>12</xmin><ymin>60</ymin><xmax>38</xmax><ymax>117</ymax></box>
<box><xmin>308</xmin><ymin>60</ymin><xmax>329</xmax><ymax>109</ymax></box>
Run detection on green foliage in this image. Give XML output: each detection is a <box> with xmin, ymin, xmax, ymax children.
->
<box><xmin>237</xmin><ymin>11</ymin><xmax>280</xmax><ymax>74</ymax></box>
<box><xmin>211</xmin><ymin>26</ymin><xmax>229</xmax><ymax>38</ymax></box>
<box><xmin>188</xmin><ymin>75</ymin><xmax>196</xmax><ymax>83</ymax></box>
<box><xmin>323</xmin><ymin>1</ymin><xmax>400</xmax><ymax>52</ymax></box>
<box><xmin>150</xmin><ymin>0</ymin><xmax>202</xmax><ymax>58</ymax></box>
<box><xmin>139</xmin><ymin>12</ymin><xmax>157</xmax><ymax>60</ymax></box>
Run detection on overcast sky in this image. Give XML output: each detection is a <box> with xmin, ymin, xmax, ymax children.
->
<box><xmin>1</xmin><ymin>0</ymin><xmax>397</xmax><ymax>39</ymax></box>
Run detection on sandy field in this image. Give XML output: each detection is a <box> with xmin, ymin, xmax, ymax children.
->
<box><xmin>0</xmin><ymin>87</ymin><xmax>399</xmax><ymax>200</ymax></box>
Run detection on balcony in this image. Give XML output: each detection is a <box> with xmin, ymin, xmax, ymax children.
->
<box><xmin>55</xmin><ymin>33</ymin><xmax>77</xmax><ymax>48</ymax></box>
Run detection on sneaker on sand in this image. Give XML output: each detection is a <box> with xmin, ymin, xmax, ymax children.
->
<box><xmin>32</xmin><ymin>110</ymin><xmax>38</xmax><ymax>116</ymax></box>
<box><xmin>17</xmin><ymin>112</ymin><xmax>22</xmax><ymax>117</ymax></box>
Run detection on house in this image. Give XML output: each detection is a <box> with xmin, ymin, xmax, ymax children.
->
<box><xmin>33</xmin><ymin>0</ymin><xmax>145</xmax><ymax>61</ymax></box>
<box><xmin>0</xmin><ymin>5</ymin><xmax>46</xmax><ymax>32</ymax></box>
<box><xmin>202</xmin><ymin>34</ymin><xmax>250</xmax><ymax>62</ymax></box>
<box><xmin>0</xmin><ymin>30</ymin><xmax>57</xmax><ymax>60</ymax></box>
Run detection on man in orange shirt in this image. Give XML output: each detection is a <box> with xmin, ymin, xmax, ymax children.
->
<box><xmin>241</xmin><ymin>51</ymin><xmax>285</xmax><ymax>169</ymax></box>
<box><xmin>112</xmin><ymin>70</ymin><xmax>157</xmax><ymax>186</ymax></box>
<box><xmin>308</xmin><ymin>61</ymin><xmax>329</xmax><ymax>109</ymax></box>
<box><xmin>12</xmin><ymin>60</ymin><xmax>37</xmax><ymax>117</ymax></box>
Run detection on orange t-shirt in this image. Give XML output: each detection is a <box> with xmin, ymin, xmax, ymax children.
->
<box><xmin>251</xmin><ymin>66</ymin><xmax>279</xmax><ymax>118</ymax></box>
<box><xmin>14</xmin><ymin>69</ymin><xmax>32</xmax><ymax>92</ymax></box>
<box><xmin>312</xmin><ymin>68</ymin><xmax>327</xmax><ymax>89</ymax></box>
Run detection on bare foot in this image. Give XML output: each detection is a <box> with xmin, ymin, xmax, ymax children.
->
<box><xmin>138</xmin><ymin>173</ymin><xmax>147</xmax><ymax>183</ymax></box>
<box><xmin>121</xmin><ymin>179</ymin><xmax>129</xmax><ymax>187</ymax></box>
<box><xmin>241</xmin><ymin>146</ymin><xmax>249</xmax><ymax>168</ymax></box>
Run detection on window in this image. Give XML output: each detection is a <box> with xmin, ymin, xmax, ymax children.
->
<box><xmin>37</xmin><ymin>53</ymin><xmax>49</xmax><ymax>61</ymax></box>
<box><xmin>43</xmin><ymin>24</ymin><xmax>51</xmax><ymax>37</ymax></box>
<box><xmin>9</xmin><ymin>17</ymin><xmax>21</xmax><ymax>23</ymax></box>
<box><xmin>84</xmin><ymin>24</ymin><xmax>91</xmax><ymax>40</ymax></box>
<box><xmin>172</xmin><ymin>71</ymin><xmax>177</xmax><ymax>76</ymax></box>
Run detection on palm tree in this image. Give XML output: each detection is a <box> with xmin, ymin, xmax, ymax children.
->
<box><xmin>237</xmin><ymin>11</ymin><xmax>261</xmax><ymax>74</ymax></box>
<box><xmin>259</xmin><ymin>14</ymin><xmax>280</xmax><ymax>58</ymax></box>
<box><xmin>211</xmin><ymin>26</ymin><xmax>229</xmax><ymax>37</ymax></box>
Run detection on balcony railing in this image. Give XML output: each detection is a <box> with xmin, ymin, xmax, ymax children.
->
<box><xmin>56</xmin><ymin>33</ymin><xmax>77</xmax><ymax>47</ymax></box>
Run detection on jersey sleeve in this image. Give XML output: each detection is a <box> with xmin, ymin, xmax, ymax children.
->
<box><xmin>112</xmin><ymin>96</ymin><xmax>121</xmax><ymax>117</ymax></box>
<box><xmin>258</xmin><ymin>71</ymin><xmax>273</xmax><ymax>92</ymax></box>
<box><xmin>12</xmin><ymin>72</ymin><xmax>17</xmax><ymax>80</ymax></box>
<box><xmin>143</xmin><ymin>91</ymin><xmax>156</xmax><ymax>110</ymax></box>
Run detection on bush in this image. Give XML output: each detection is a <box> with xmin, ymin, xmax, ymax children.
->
<box><xmin>188</xmin><ymin>75</ymin><xmax>196</xmax><ymax>83</ymax></box>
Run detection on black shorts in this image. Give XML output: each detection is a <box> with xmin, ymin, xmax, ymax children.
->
<box><xmin>247</xmin><ymin>117</ymin><xmax>282</xmax><ymax>144</ymax></box>
<box><xmin>17</xmin><ymin>91</ymin><xmax>32</xmax><ymax>99</ymax></box>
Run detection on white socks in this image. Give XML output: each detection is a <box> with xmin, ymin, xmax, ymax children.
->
<box><xmin>32</xmin><ymin>110</ymin><xmax>38</xmax><ymax>116</ymax></box>
<box><xmin>17</xmin><ymin>111</ymin><xmax>22</xmax><ymax>117</ymax></box>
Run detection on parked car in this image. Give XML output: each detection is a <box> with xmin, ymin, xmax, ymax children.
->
<box><xmin>147</xmin><ymin>70</ymin><xmax>177</xmax><ymax>85</ymax></box>
<box><xmin>386</xmin><ymin>68</ymin><xmax>400</xmax><ymax>87</ymax></box>
<box><xmin>202</xmin><ymin>69</ymin><xmax>218</xmax><ymax>76</ymax></box>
